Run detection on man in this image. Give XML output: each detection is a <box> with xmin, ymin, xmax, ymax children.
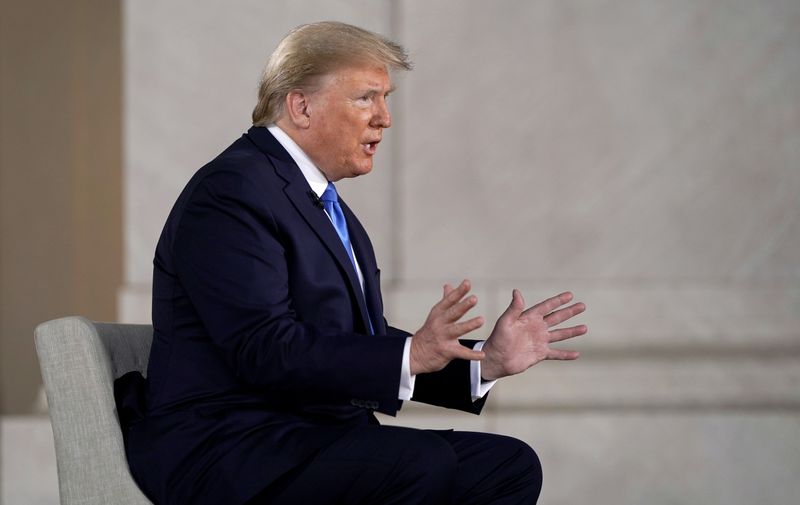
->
<box><xmin>119</xmin><ymin>21</ymin><xmax>587</xmax><ymax>505</ymax></box>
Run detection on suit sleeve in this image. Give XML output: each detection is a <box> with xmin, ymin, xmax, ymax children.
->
<box><xmin>410</xmin><ymin>342</ymin><xmax>489</xmax><ymax>414</ymax></box>
<box><xmin>171</xmin><ymin>169</ymin><xmax>406</xmax><ymax>415</ymax></box>
<box><xmin>387</xmin><ymin>324</ymin><xmax>489</xmax><ymax>415</ymax></box>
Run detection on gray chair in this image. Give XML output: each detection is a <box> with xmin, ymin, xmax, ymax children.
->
<box><xmin>34</xmin><ymin>316</ymin><xmax>154</xmax><ymax>504</ymax></box>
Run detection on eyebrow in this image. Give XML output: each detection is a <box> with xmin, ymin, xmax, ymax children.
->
<box><xmin>362</xmin><ymin>85</ymin><xmax>396</xmax><ymax>96</ymax></box>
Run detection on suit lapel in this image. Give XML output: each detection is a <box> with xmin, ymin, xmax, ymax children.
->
<box><xmin>246</xmin><ymin>127</ymin><xmax>373</xmax><ymax>334</ymax></box>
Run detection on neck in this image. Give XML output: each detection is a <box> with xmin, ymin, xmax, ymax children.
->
<box><xmin>274</xmin><ymin>117</ymin><xmax>305</xmax><ymax>148</ymax></box>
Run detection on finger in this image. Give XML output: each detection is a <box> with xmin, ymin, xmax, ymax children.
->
<box><xmin>445</xmin><ymin>294</ymin><xmax>478</xmax><ymax>322</ymax></box>
<box><xmin>547</xmin><ymin>349</ymin><xmax>580</xmax><ymax>360</ymax></box>
<box><xmin>548</xmin><ymin>324</ymin><xmax>588</xmax><ymax>343</ymax></box>
<box><xmin>501</xmin><ymin>289</ymin><xmax>525</xmax><ymax>319</ymax></box>
<box><xmin>447</xmin><ymin>315</ymin><xmax>485</xmax><ymax>337</ymax></box>
<box><xmin>450</xmin><ymin>345</ymin><xmax>485</xmax><ymax>362</ymax></box>
<box><xmin>544</xmin><ymin>302</ymin><xmax>586</xmax><ymax>327</ymax></box>
<box><xmin>443</xmin><ymin>283</ymin><xmax>454</xmax><ymax>296</ymax></box>
<box><xmin>526</xmin><ymin>291</ymin><xmax>573</xmax><ymax>317</ymax></box>
<box><xmin>437</xmin><ymin>279</ymin><xmax>471</xmax><ymax>310</ymax></box>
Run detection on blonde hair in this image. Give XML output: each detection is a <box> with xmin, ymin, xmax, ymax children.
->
<box><xmin>252</xmin><ymin>21</ymin><xmax>412</xmax><ymax>126</ymax></box>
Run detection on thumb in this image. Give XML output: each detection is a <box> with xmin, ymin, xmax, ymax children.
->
<box><xmin>503</xmin><ymin>289</ymin><xmax>525</xmax><ymax>318</ymax></box>
<box><xmin>454</xmin><ymin>345</ymin><xmax>485</xmax><ymax>362</ymax></box>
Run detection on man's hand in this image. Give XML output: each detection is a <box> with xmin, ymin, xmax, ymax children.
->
<box><xmin>409</xmin><ymin>280</ymin><xmax>486</xmax><ymax>375</ymax></box>
<box><xmin>480</xmin><ymin>290</ymin><xmax>587</xmax><ymax>381</ymax></box>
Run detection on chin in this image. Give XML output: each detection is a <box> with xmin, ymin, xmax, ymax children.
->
<box><xmin>348</xmin><ymin>162</ymin><xmax>374</xmax><ymax>178</ymax></box>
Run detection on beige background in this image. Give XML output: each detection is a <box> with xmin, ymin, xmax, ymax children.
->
<box><xmin>0</xmin><ymin>0</ymin><xmax>121</xmax><ymax>415</ymax></box>
<box><xmin>2</xmin><ymin>0</ymin><xmax>799</xmax><ymax>504</ymax></box>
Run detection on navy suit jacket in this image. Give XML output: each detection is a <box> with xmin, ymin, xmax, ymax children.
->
<box><xmin>119</xmin><ymin>127</ymin><xmax>488</xmax><ymax>505</ymax></box>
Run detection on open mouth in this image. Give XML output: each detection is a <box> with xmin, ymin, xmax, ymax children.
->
<box><xmin>362</xmin><ymin>141</ymin><xmax>379</xmax><ymax>155</ymax></box>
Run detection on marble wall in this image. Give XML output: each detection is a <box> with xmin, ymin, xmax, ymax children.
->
<box><xmin>120</xmin><ymin>1</ymin><xmax>800</xmax><ymax>503</ymax></box>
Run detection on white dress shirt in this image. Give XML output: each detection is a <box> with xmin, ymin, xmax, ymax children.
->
<box><xmin>267</xmin><ymin>125</ymin><xmax>496</xmax><ymax>402</ymax></box>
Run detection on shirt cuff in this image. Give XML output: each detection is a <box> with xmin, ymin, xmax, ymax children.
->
<box><xmin>398</xmin><ymin>337</ymin><xmax>416</xmax><ymax>400</ymax></box>
<box><xmin>470</xmin><ymin>340</ymin><xmax>497</xmax><ymax>401</ymax></box>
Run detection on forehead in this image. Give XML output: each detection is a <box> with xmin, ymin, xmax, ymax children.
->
<box><xmin>321</xmin><ymin>64</ymin><xmax>394</xmax><ymax>92</ymax></box>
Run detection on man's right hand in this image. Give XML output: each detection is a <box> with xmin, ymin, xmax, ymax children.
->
<box><xmin>409</xmin><ymin>280</ymin><xmax>486</xmax><ymax>375</ymax></box>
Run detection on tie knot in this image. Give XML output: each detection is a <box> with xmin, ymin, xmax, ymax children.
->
<box><xmin>320</xmin><ymin>182</ymin><xmax>338</xmax><ymax>203</ymax></box>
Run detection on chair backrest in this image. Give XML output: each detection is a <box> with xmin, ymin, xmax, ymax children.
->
<box><xmin>34</xmin><ymin>316</ymin><xmax>154</xmax><ymax>505</ymax></box>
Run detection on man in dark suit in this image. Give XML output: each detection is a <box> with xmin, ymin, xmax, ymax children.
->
<box><xmin>119</xmin><ymin>21</ymin><xmax>587</xmax><ymax>505</ymax></box>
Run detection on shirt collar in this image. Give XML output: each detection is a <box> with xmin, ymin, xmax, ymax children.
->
<box><xmin>267</xmin><ymin>124</ymin><xmax>329</xmax><ymax>197</ymax></box>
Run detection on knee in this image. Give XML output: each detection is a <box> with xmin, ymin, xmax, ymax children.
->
<box><xmin>512</xmin><ymin>440</ymin><xmax>543</xmax><ymax>500</ymax></box>
<box><xmin>485</xmin><ymin>435</ymin><xmax>543</xmax><ymax>500</ymax></box>
<box><xmin>523</xmin><ymin>442</ymin><xmax>543</xmax><ymax>484</ymax></box>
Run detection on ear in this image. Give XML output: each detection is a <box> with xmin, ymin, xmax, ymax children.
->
<box><xmin>284</xmin><ymin>89</ymin><xmax>311</xmax><ymax>129</ymax></box>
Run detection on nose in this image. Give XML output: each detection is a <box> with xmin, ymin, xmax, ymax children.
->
<box><xmin>371</xmin><ymin>98</ymin><xmax>391</xmax><ymax>128</ymax></box>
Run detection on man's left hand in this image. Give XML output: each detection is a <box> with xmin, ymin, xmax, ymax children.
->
<box><xmin>479</xmin><ymin>290</ymin><xmax>587</xmax><ymax>381</ymax></box>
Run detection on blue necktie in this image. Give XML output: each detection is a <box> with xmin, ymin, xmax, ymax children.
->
<box><xmin>321</xmin><ymin>182</ymin><xmax>358</xmax><ymax>270</ymax></box>
<box><xmin>320</xmin><ymin>182</ymin><xmax>374</xmax><ymax>333</ymax></box>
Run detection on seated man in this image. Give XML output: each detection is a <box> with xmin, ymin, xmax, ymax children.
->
<box><xmin>118</xmin><ymin>21</ymin><xmax>587</xmax><ymax>505</ymax></box>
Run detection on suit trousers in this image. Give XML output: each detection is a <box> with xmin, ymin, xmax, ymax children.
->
<box><xmin>246</xmin><ymin>424</ymin><xmax>542</xmax><ymax>505</ymax></box>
